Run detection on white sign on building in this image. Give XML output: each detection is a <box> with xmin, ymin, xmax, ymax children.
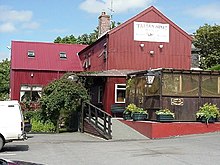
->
<box><xmin>134</xmin><ymin>22</ymin><xmax>169</xmax><ymax>42</ymax></box>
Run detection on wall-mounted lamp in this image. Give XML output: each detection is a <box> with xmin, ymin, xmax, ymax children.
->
<box><xmin>140</xmin><ymin>43</ymin><xmax>145</xmax><ymax>48</ymax></box>
<box><xmin>145</xmin><ymin>70</ymin><xmax>155</xmax><ymax>87</ymax></box>
<box><xmin>159</xmin><ymin>44</ymin><xmax>164</xmax><ymax>49</ymax></box>
<box><xmin>30</xmin><ymin>73</ymin><xmax>34</xmax><ymax>78</ymax></box>
<box><xmin>149</xmin><ymin>50</ymin><xmax>154</xmax><ymax>55</ymax></box>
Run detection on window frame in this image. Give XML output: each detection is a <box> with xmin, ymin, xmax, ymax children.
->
<box><xmin>59</xmin><ymin>52</ymin><xmax>67</xmax><ymax>59</ymax></box>
<box><xmin>28</xmin><ymin>50</ymin><xmax>35</xmax><ymax>58</ymax></box>
<box><xmin>115</xmin><ymin>84</ymin><xmax>126</xmax><ymax>103</ymax></box>
<box><xmin>20</xmin><ymin>85</ymin><xmax>42</xmax><ymax>102</ymax></box>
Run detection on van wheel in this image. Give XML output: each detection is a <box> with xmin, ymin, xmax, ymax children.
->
<box><xmin>0</xmin><ymin>137</ymin><xmax>4</xmax><ymax>151</ymax></box>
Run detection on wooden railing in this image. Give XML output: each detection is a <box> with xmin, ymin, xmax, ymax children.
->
<box><xmin>80</xmin><ymin>102</ymin><xmax>112</xmax><ymax>140</ymax></box>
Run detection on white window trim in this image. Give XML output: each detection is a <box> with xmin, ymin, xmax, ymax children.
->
<box><xmin>115</xmin><ymin>84</ymin><xmax>126</xmax><ymax>103</ymax></box>
<box><xmin>20</xmin><ymin>85</ymin><xmax>43</xmax><ymax>101</ymax></box>
<box><xmin>60</xmin><ymin>52</ymin><xmax>67</xmax><ymax>59</ymax></box>
<box><xmin>28</xmin><ymin>50</ymin><xmax>35</xmax><ymax>57</ymax></box>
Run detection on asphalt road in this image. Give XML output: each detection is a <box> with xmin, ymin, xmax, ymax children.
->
<box><xmin>0</xmin><ymin>132</ymin><xmax>220</xmax><ymax>165</ymax></box>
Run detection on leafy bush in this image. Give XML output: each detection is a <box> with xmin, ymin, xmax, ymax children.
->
<box><xmin>40</xmin><ymin>75</ymin><xmax>89</xmax><ymax>133</ymax></box>
<box><xmin>31</xmin><ymin>119</ymin><xmax>55</xmax><ymax>133</ymax></box>
<box><xmin>208</xmin><ymin>64</ymin><xmax>220</xmax><ymax>71</ymax></box>
<box><xmin>196</xmin><ymin>103</ymin><xmax>220</xmax><ymax>121</ymax></box>
<box><xmin>23</xmin><ymin>110</ymin><xmax>55</xmax><ymax>133</ymax></box>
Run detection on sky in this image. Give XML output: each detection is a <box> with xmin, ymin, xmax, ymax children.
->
<box><xmin>0</xmin><ymin>0</ymin><xmax>220</xmax><ymax>61</ymax></box>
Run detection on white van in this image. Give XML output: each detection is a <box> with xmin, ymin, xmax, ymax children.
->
<box><xmin>0</xmin><ymin>100</ymin><xmax>26</xmax><ymax>151</ymax></box>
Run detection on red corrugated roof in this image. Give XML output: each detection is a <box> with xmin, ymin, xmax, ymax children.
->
<box><xmin>11</xmin><ymin>41</ymin><xmax>87</xmax><ymax>71</ymax></box>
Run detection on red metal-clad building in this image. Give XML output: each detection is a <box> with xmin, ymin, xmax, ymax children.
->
<box><xmin>78</xmin><ymin>6</ymin><xmax>192</xmax><ymax>114</ymax></box>
<box><xmin>10</xmin><ymin>41</ymin><xmax>87</xmax><ymax>101</ymax></box>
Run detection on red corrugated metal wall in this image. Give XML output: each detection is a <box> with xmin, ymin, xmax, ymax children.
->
<box><xmin>102</xmin><ymin>77</ymin><xmax>125</xmax><ymax>114</ymax></box>
<box><xmin>10</xmin><ymin>70</ymin><xmax>66</xmax><ymax>100</ymax></box>
<box><xmin>108</xmin><ymin>10</ymin><xmax>191</xmax><ymax>70</ymax></box>
<box><xmin>79</xmin><ymin>38</ymin><xmax>108</xmax><ymax>71</ymax></box>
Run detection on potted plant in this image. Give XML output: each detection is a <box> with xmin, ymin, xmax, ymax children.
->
<box><xmin>123</xmin><ymin>103</ymin><xmax>135</xmax><ymax>120</ymax></box>
<box><xmin>155</xmin><ymin>108</ymin><xmax>175</xmax><ymax>122</ymax></box>
<box><xmin>126</xmin><ymin>104</ymin><xmax>148</xmax><ymax>121</ymax></box>
<box><xmin>196</xmin><ymin>103</ymin><xmax>220</xmax><ymax>123</ymax></box>
<box><xmin>123</xmin><ymin>110</ymin><xmax>132</xmax><ymax>120</ymax></box>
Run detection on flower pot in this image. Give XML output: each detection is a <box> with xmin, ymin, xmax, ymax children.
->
<box><xmin>197</xmin><ymin>117</ymin><xmax>216</xmax><ymax>123</ymax></box>
<box><xmin>156</xmin><ymin>114</ymin><xmax>174</xmax><ymax>122</ymax></box>
<box><xmin>123</xmin><ymin>113</ymin><xmax>132</xmax><ymax>120</ymax></box>
<box><xmin>132</xmin><ymin>113</ymin><xmax>148</xmax><ymax>121</ymax></box>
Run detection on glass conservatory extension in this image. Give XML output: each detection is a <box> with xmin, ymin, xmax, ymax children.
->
<box><xmin>126</xmin><ymin>68</ymin><xmax>220</xmax><ymax>121</ymax></box>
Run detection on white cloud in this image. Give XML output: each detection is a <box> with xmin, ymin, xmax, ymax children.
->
<box><xmin>22</xmin><ymin>22</ymin><xmax>40</xmax><ymax>30</ymax></box>
<box><xmin>0</xmin><ymin>22</ymin><xmax>16</xmax><ymax>33</ymax></box>
<box><xmin>79</xmin><ymin>0</ymin><xmax>153</xmax><ymax>14</ymax></box>
<box><xmin>0</xmin><ymin>5</ymin><xmax>40</xmax><ymax>33</ymax></box>
<box><xmin>187</xmin><ymin>3</ymin><xmax>220</xmax><ymax>22</ymax></box>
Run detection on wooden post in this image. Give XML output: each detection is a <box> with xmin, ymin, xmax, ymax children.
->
<box><xmin>80</xmin><ymin>101</ymin><xmax>85</xmax><ymax>133</ymax></box>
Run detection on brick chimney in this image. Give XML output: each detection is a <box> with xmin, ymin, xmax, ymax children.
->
<box><xmin>98</xmin><ymin>12</ymin><xmax>110</xmax><ymax>38</ymax></box>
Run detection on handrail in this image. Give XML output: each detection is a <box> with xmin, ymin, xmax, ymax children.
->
<box><xmin>80</xmin><ymin>101</ymin><xmax>112</xmax><ymax>140</ymax></box>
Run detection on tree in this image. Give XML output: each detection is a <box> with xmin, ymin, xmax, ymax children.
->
<box><xmin>54</xmin><ymin>27</ymin><xmax>99</xmax><ymax>45</ymax></box>
<box><xmin>193</xmin><ymin>24</ymin><xmax>220</xmax><ymax>69</ymax></box>
<box><xmin>0</xmin><ymin>59</ymin><xmax>10</xmax><ymax>100</ymax></box>
<box><xmin>40</xmin><ymin>74</ymin><xmax>89</xmax><ymax>132</ymax></box>
<box><xmin>54</xmin><ymin>22</ymin><xmax>120</xmax><ymax>45</ymax></box>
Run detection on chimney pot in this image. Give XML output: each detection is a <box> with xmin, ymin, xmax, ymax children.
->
<box><xmin>98</xmin><ymin>11</ymin><xmax>110</xmax><ymax>38</ymax></box>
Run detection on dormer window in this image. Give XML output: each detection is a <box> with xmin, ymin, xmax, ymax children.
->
<box><xmin>60</xmin><ymin>52</ymin><xmax>67</xmax><ymax>59</ymax></box>
<box><xmin>28</xmin><ymin>50</ymin><xmax>35</xmax><ymax>57</ymax></box>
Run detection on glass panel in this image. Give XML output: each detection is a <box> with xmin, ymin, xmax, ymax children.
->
<box><xmin>31</xmin><ymin>91</ymin><xmax>41</xmax><ymax>101</ymax></box>
<box><xmin>116</xmin><ymin>89</ymin><xmax>125</xmax><ymax>103</ymax></box>
<box><xmin>201</xmin><ymin>75</ymin><xmax>220</xmax><ymax>97</ymax></box>
<box><xmin>28</xmin><ymin>51</ymin><xmax>35</xmax><ymax>57</ymax></box>
<box><xmin>21</xmin><ymin>91</ymin><xmax>31</xmax><ymax>101</ymax></box>
<box><xmin>117</xmin><ymin>84</ymin><xmax>126</xmax><ymax>89</ymax></box>
<box><xmin>20</xmin><ymin>91</ymin><xmax>25</xmax><ymax>101</ymax></box>
<box><xmin>60</xmin><ymin>52</ymin><xmax>67</xmax><ymax>58</ymax></box>
<box><xmin>162</xmin><ymin>73</ymin><xmax>199</xmax><ymax>96</ymax></box>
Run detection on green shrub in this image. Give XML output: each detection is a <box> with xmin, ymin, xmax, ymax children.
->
<box><xmin>24</xmin><ymin>110</ymin><xmax>56</xmax><ymax>133</ymax></box>
<box><xmin>196</xmin><ymin>103</ymin><xmax>220</xmax><ymax>121</ymax></box>
<box><xmin>31</xmin><ymin>118</ymin><xmax>55</xmax><ymax>133</ymax></box>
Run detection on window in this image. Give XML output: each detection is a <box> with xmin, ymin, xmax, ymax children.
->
<box><xmin>98</xmin><ymin>86</ymin><xmax>103</xmax><ymax>103</ymax></box>
<box><xmin>20</xmin><ymin>85</ymin><xmax>42</xmax><ymax>102</ymax></box>
<box><xmin>83</xmin><ymin>58</ymin><xmax>91</xmax><ymax>69</ymax></box>
<box><xmin>115</xmin><ymin>84</ymin><xmax>126</xmax><ymax>103</ymax></box>
<box><xmin>60</xmin><ymin>52</ymin><xmax>67</xmax><ymax>59</ymax></box>
<box><xmin>28</xmin><ymin>50</ymin><xmax>35</xmax><ymax>57</ymax></box>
